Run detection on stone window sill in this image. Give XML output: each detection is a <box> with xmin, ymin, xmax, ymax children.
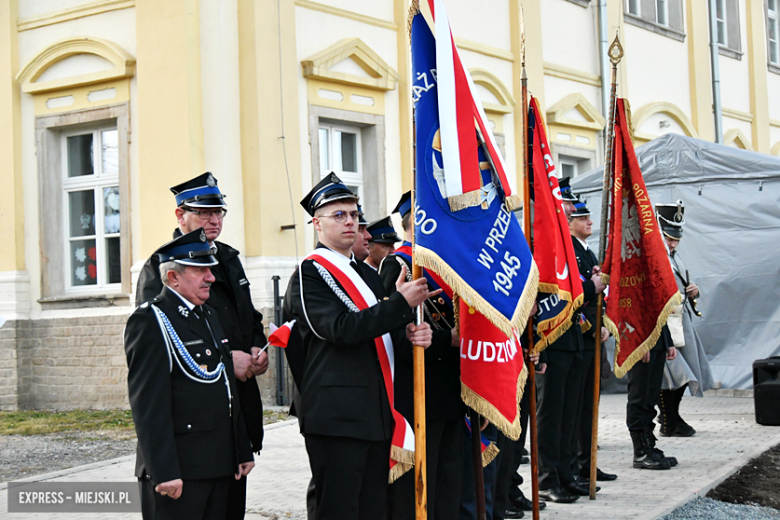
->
<box><xmin>38</xmin><ymin>294</ymin><xmax>131</xmax><ymax>310</ymax></box>
<box><xmin>565</xmin><ymin>0</ymin><xmax>590</xmax><ymax>7</ymax></box>
<box><xmin>719</xmin><ymin>46</ymin><xmax>743</xmax><ymax>60</ymax></box>
<box><xmin>769</xmin><ymin>63</ymin><xmax>780</xmax><ymax>76</ymax></box>
<box><xmin>624</xmin><ymin>13</ymin><xmax>686</xmax><ymax>42</ymax></box>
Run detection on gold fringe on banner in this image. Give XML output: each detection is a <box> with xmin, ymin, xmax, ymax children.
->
<box><xmin>482</xmin><ymin>443</ymin><xmax>500</xmax><ymax>467</ymax></box>
<box><xmin>505</xmin><ymin>194</ymin><xmax>523</xmax><ymax>212</ymax></box>
<box><xmin>388</xmin><ymin>446</ymin><xmax>416</xmax><ymax>483</ymax></box>
<box><xmin>407</xmin><ymin>0</ymin><xmax>419</xmax><ymax>38</ymax></box>
<box><xmin>536</xmin><ymin>291</ymin><xmax>582</xmax><ymax>334</ymax></box>
<box><xmin>447</xmin><ymin>190</ymin><xmax>483</xmax><ymax>212</ymax></box>
<box><xmin>461</xmin><ymin>363</ymin><xmax>529</xmax><ymax>441</ymax></box>
<box><xmin>581</xmin><ymin>317</ymin><xmax>592</xmax><ymax>335</ymax></box>
<box><xmin>610</xmin><ymin>291</ymin><xmax>684</xmax><ymax>378</ymax></box>
<box><xmin>415</xmin><ymin>245</ymin><xmax>539</xmax><ymax>338</ymax></box>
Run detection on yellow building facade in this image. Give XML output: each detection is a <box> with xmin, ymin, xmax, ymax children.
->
<box><xmin>0</xmin><ymin>0</ymin><xmax>778</xmax><ymax>410</ymax></box>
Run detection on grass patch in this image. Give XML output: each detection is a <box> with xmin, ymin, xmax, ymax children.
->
<box><xmin>0</xmin><ymin>409</ymin><xmax>134</xmax><ymax>436</ymax></box>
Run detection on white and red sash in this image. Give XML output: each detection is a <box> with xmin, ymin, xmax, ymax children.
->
<box><xmin>302</xmin><ymin>248</ymin><xmax>415</xmax><ymax>482</ymax></box>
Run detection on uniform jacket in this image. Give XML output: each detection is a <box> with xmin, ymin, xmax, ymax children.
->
<box><xmin>136</xmin><ymin>229</ymin><xmax>266</xmax><ymax>451</ymax></box>
<box><xmin>287</xmin><ymin>245</ymin><xmax>414</xmax><ymax>441</ymax></box>
<box><xmin>124</xmin><ymin>287</ymin><xmax>253</xmax><ymax>486</ymax></box>
<box><xmin>378</xmin><ymin>252</ymin><xmax>464</xmax><ymax>423</ymax></box>
<box><xmin>572</xmin><ymin>237</ymin><xmax>600</xmax><ymax>350</ymax></box>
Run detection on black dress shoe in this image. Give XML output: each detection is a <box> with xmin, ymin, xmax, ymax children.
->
<box><xmin>510</xmin><ymin>495</ymin><xmax>546</xmax><ymax>511</ymax></box>
<box><xmin>518</xmin><ymin>455</ymin><xmax>530</xmax><ymax>464</ymax></box>
<box><xmin>566</xmin><ymin>481</ymin><xmax>600</xmax><ymax>496</ymax></box>
<box><xmin>579</xmin><ymin>468</ymin><xmax>618</xmax><ymax>481</ymax></box>
<box><xmin>673</xmin><ymin>421</ymin><xmax>696</xmax><ymax>437</ymax></box>
<box><xmin>504</xmin><ymin>504</ymin><xmax>525</xmax><ymax>519</ymax></box>
<box><xmin>538</xmin><ymin>486</ymin><xmax>579</xmax><ymax>503</ymax></box>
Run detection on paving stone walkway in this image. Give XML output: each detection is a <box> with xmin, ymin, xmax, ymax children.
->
<box><xmin>2</xmin><ymin>394</ymin><xmax>779</xmax><ymax>519</ymax></box>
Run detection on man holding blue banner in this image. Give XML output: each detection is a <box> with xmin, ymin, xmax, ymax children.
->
<box><xmin>379</xmin><ymin>191</ymin><xmax>463</xmax><ymax>520</ymax></box>
<box><xmin>287</xmin><ymin>174</ymin><xmax>438</xmax><ymax>520</ymax></box>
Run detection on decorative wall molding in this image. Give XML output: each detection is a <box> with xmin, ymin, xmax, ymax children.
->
<box><xmin>632</xmin><ymin>101</ymin><xmax>699</xmax><ymax>141</ymax></box>
<box><xmin>302</xmin><ymin>38</ymin><xmax>398</xmax><ymax>91</ymax></box>
<box><xmin>454</xmin><ymin>38</ymin><xmax>514</xmax><ymax>62</ymax></box>
<box><xmin>723</xmin><ymin>128</ymin><xmax>754</xmax><ymax>151</ymax></box>
<box><xmin>546</xmin><ymin>92</ymin><xmax>605</xmax><ymax>131</ymax></box>
<box><xmin>722</xmin><ymin>107</ymin><xmax>754</xmax><ymax>123</ymax></box>
<box><xmin>469</xmin><ymin>68</ymin><xmax>515</xmax><ymax>114</ymax></box>
<box><xmin>543</xmin><ymin>62</ymin><xmax>602</xmax><ymax>87</ymax></box>
<box><xmin>17</xmin><ymin>0</ymin><xmax>135</xmax><ymax>32</ymax></box>
<box><xmin>16</xmin><ymin>37</ymin><xmax>135</xmax><ymax>94</ymax></box>
<box><xmin>294</xmin><ymin>0</ymin><xmax>397</xmax><ymax>31</ymax></box>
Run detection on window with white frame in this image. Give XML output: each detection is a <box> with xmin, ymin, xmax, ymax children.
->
<box><xmin>62</xmin><ymin>127</ymin><xmax>121</xmax><ymax>292</ymax></box>
<box><xmin>656</xmin><ymin>0</ymin><xmax>669</xmax><ymax>26</ymax></box>
<box><xmin>318</xmin><ymin>122</ymin><xmax>363</xmax><ymax>201</ymax></box>
<box><xmin>559</xmin><ymin>157</ymin><xmax>578</xmax><ymax>179</ymax></box>
<box><xmin>769</xmin><ymin>0</ymin><xmax>779</xmax><ymax>65</ymax></box>
<box><xmin>716</xmin><ymin>0</ymin><xmax>727</xmax><ymax>45</ymax></box>
<box><xmin>627</xmin><ymin>0</ymin><xmax>641</xmax><ymax>16</ymax></box>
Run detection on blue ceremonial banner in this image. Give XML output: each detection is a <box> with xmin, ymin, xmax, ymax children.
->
<box><xmin>411</xmin><ymin>11</ymin><xmax>538</xmax><ymax>336</ymax></box>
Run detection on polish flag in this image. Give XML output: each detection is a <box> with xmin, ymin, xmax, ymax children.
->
<box><xmin>268</xmin><ymin>320</ymin><xmax>296</xmax><ymax>348</ymax></box>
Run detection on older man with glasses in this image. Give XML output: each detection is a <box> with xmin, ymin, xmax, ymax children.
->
<box><xmin>135</xmin><ymin>172</ymin><xmax>268</xmax><ymax>520</ymax></box>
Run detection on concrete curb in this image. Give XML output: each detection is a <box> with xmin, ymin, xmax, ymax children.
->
<box><xmin>646</xmin><ymin>438</ymin><xmax>780</xmax><ymax>519</ymax></box>
<box><xmin>0</xmin><ymin>419</ymin><xmax>299</xmax><ymax>491</ymax></box>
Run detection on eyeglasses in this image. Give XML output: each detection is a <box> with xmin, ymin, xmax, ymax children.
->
<box><xmin>315</xmin><ymin>210</ymin><xmax>362</xmax><ymax>223</ymax></box>
<box><xmin>183</xmin><ymin>207</ymin><xmax>228</xmax><ymax>220</ymax></box>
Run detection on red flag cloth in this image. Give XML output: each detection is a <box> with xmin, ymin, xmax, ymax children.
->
<box><xmin>459</xmin><ymin>298</ymin><xmax>526</xmax><ymax>440</ymax></box>
<box><xmin>529</xmin><ymin>96</ymin><xmax>584</xmax><ymax>352</ymax></box>
<box><xmin>602</xmin><ymin>99</ymin><xmax>683</xmax><ymax>378</ymax></box>
<box><xmin>268</xmin><ymin>320</ymin><xmax>296</xmax><ymax>348</ymax></box>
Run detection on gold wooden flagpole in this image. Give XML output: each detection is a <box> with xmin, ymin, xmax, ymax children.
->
<box><xmin>410</xmin><ymin>63</ymin><xmax>428</xmax><ymax>520</ymax></box>
<box><xmin>589</xmin><ymin>33</ymin><xmax>623</xmax><ymax>500</ymax></box>
<box><xmin>518</xmin><ymin>8</ymin><xmax>540</xmax><ymax>520</ymax></box>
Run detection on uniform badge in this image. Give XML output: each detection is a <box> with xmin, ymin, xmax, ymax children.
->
<box><xmin>178</xmin><ymin>305</ymin><xmax>189</xmax><ymax>318</ymax></box>
<box><xmin>438</xmin><ymin>297</ymin><xmax>445</xmax><ymax>305</ymax></box>
<box><xmin>432</xmin><ymin>313</ymin><xmax>441</xmax><ymax>321</ymax></box>
<box><xmin>221</xmin><ymin>339</ymin><xmax>229</xmax><ymax>344</ymax></box>
<box><xmin>206</xmin><ymin>173</ymin><xmax>216</xmax><ymax>187</ymax></box>
<box><xmin>199</xmin><ymin>364</ymin><xmax>207</xmax><ymax>371</ymax></box>
<box><xmin>199</xmin><ymin>230</ymin><xmax>207</xmax><ymax>242</ymax></box>
<box><xmin>205</xmin><ymin>349</ymin><xmax>212</xmax><ymax>356</ymax></box>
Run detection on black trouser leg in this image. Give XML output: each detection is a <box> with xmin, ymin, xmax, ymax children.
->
<box><xmin>536</xmin><ymin>349</ymin><xmax>585</xmax><ymax>489</ymax></box>
<box><xmin>576</xmin><ymin>349</ymin><xmax>596</xmax><ymax>475</ymax></box>
<box><xmin>306</xmin><ymin>434</ymin><xmax>390</xmax><ymax>520</ymax></box>
<box><xmin>626</xmin><ymin>344</ymin><xmax>665</xmax><ymax>432</ymax></box>
<box><xmin>141</xmin><ymin>476</ymin><xmax>231</xmax><ymax>520</ymax></box>
<box><xmin>225</xmin><ymin>474</ymin><xmax>247</xmax><ymax>520</ymax></box>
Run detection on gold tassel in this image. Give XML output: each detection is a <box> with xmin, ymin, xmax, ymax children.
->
<box><xmin>407</xmin><ymin>0</ymin><xmax>420</xmax><ymax>39</ymax></box>
<box><xmin>447</xmin><ymin>190</ymin><xmax>483</xmax><ymax>212</ymax></box>
<box><xmin>601</xmin><ymin>273</ymin><xmax>611</xmax><ymax>285</ymax></box>
<box><xmin>388</xmin><ymin>461</ymin><xmax>413</xmax><ymax>484</ymax></box>
<box><xmin>416</xmin><ymin>246</ymin><xmax>539</xmax><ymax>338</ymax></box>
<box><xmin>482</xmin><ymin>443</ymin><xmax>500</xmax><ymax>467</ymax></box>
<box><xmin>505</xmin><ymin>194</ymin><xmax>523</xmax><ymax>212</ymax></box>
<box><xmin>611</xmin><ymin>291</ymin><xmax>684</xmax><ymax>378</ymax></box>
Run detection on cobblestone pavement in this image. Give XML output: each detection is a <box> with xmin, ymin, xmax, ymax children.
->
<box><xmin>2</xmin><ymin>394</ymin><xmax>779</xmax><ymax>520</ymax></box>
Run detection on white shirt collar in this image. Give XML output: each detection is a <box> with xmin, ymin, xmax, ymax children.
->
<box><xmin>167</xmin><ymin>286</ymin><xmax>196</xmax><ymax>310</ymax></box>
<box><xmin>574</xmin><ymin>236</ymin><xmax>590</xmax><ymax>250</ymax></box>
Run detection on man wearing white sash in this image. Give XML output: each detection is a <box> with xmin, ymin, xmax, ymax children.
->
<box><xmin>288</xmin><ymin>173</ymin><xmax>438</xmax><ymax>520</ymax></box>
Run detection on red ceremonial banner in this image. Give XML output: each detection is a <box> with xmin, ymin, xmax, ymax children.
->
<box><xmin>601</xmin><ymin>99</ymin><xmax>683</xmax><ymax>377</ymax></box>
<box><xmin>529</xmin><ymin>96</ymin><xmax>584</xmax><ymax>351</ymax></box>
<box><xmin>459</xmin><ymin>298</ymin><xmax>526</xmax><ymax>440</ymax></box>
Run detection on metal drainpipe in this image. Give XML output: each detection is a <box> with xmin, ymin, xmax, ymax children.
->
<box><xmin>598</xmin><ymin>0</ymin><xmax>610</xmax><ymax>153</ymax></box>
<box><xmin>709</xmin><ymin>0</ymin><xmax>724</xmax><ymax>143</ymax></box>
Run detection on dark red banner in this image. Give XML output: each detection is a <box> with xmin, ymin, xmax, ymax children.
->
<box><xmin>602</xmin><ymin>99</ymin><xmax>683</xmax><ymax>377</ymax></box>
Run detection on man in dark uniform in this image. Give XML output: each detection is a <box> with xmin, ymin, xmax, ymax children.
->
<box><xmin>378</xmin><ymin>191</ymin><xmax>464</xmax><ymax>520</ymax></box>
<box><xmin>135</xmin><ymin>172</ymin><xmax>267</xmax><ymax>520</ymax></box>
<box><xmin>568</xmin><ymin>199</ymin><xmax>617</xmax><ymax>483</ymax></box>
<box><xmin>287</xmin><ymin>174</ymin><xmax>437</xmax><ymax>520</ymax></box>
<box><xmin>125</xmin><ymin>228</ymin><xmax>254</xmax><ymax>520</ymax></box>
<box><xmin>365</xmin><ymin>216</ymin><xmax>401</xmax><ymax>270</ymax></box>
<box><xmin>535</xmin><ymin>193</ymin><xmax>605</xmax><ymax>503</ymax></box>
<box><xmin>353</xmin><ymin>206</ymin><xmax>371</xmax><ymax>262</ymax></box>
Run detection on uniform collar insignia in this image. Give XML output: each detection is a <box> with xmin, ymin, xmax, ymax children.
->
<box><xmin>178</xmin><ymin>305</ymin><xmax>189</xmax><ymax>318</ymax></box>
